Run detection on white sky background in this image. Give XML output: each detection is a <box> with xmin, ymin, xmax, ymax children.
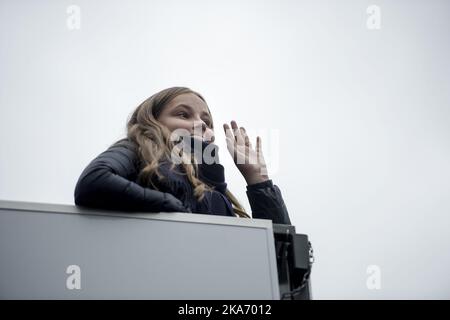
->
<box><xmin>1</xmin><ymin>0</ymin><xmax>449</xmax><ymax>299</ymax></box>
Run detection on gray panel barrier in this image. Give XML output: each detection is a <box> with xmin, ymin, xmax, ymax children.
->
<box><xmin>0</xmin><ymin>200</ymin><xmax>280</xmax><ymax>299</ymax></box>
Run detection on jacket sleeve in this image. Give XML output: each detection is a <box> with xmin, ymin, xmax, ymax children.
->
<box><xmin>246</xmin><ymin>179</ymin><xmax>292</xmax><ymax>225</ymax></box>
<box><xmin>74</xmin><ymin>143</ymin><xmax>189</xmax><ymax>213</ymax></box>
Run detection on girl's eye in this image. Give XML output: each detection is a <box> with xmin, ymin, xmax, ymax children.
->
<box><xmin>177</xmin><ymin>112</ymin><xmax>189</xmax><ymax>118</ymax></box>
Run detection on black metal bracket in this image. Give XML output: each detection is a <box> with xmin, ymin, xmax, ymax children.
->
<box><xmin>273</xmin><ymin>224</ymin><xmax>313</xmax><ymax>300</ymax></box>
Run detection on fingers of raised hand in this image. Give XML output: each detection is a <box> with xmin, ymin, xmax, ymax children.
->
<box><xmin>240</xmin><ymin>126</ymin><xmax>252</xmax><ymax>148</ymax></box>
<box><xmin>229</xmin><ymin>120</ymin><xmax>245</xmax><ymax>145</ymax></box>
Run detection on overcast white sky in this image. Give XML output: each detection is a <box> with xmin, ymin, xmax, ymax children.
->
<box><xmin>1</xmin><ymin>0</ymin><xmax>449</xmax><ymax>299</ymax></box>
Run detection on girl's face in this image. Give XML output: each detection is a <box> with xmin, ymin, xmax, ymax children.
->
<box><xmin>157</xmin><ymin>93</ymin><xmax>215</xmax><ymax>143</ymax></box>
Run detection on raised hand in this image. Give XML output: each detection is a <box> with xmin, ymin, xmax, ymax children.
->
<box><xmin>223</xmin><ymin>120</ymin><xmax>269</xmax><ymax>185</ymax></box>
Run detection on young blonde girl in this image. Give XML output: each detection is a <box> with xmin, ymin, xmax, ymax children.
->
<box><xmin>74</xmin><ymin>87</ymin><xmax>291</xmax><ymax>224</ymax></box>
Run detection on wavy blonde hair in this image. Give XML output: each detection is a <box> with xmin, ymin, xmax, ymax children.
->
<box><xmin>114</xmin><ymin>87</ymin><xmax>250</xmax><ymax>218</ymax></box>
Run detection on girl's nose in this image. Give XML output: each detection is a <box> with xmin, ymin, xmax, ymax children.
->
<box><xmin>192</xmin><ymin>121</ymin><xmax>207</xmax><ymax>134</ymax></box>
<box><xmin>191</xmin><ymin>121</ymin><xmax>214</xmax><ymax>143</ymax></box>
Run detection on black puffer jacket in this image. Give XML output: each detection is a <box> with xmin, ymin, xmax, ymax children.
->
<box><xmin>74</xmin><ymin>138</ymin><xmax>291</xmax><ymax>225</ymax></box>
